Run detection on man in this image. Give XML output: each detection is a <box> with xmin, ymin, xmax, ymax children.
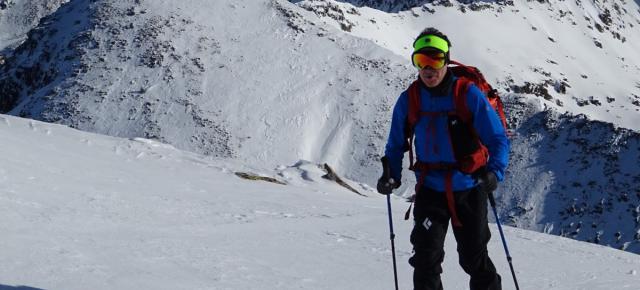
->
<box><xmin>377</xmin><ymin>28</ymin><xmax>509</xmax><ymax>290</ymax></box>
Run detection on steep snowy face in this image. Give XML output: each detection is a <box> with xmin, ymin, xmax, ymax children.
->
<box><xmin>294</xmin><ymin>0</ymin><xmax>513</xmax><ymax>13</ymax></box>
<box><xmin>501</xmin><ymin>95</ymin><xmax>640</xmax><ymax>253</ymax></box>
<box><xmin>0</xmin><ymin>0</ymin><xmax>254</xmax><ymax>157</ymax></box>
<box><xmin>291</xmin><ymin>0</ymin><xmax>430</xmax><ymax>12</ymax></box>
<box><xmin>294</xmin><ymin>0</ymin><xmax>640</xmax><ymax>130</ymax></box>
<box><xmin>0</xmin><ymin>0</ymin><xmax>414</xmax><ymax>169</ymax></box>
<box><xmin>0</xmin><ymin>0</ymin><xmax>68</xmax><ymax>50</ymax></box>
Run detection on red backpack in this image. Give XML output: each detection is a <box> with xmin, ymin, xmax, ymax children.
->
<box><xmin>404</xmin><ymin>60</ymin><xmax>508</xmax><ymax>226</ymax></box>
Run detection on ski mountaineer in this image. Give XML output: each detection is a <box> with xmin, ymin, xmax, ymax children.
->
<box><xmin>377</xmin><ymin>28</ymin><xmax>510</xmax><ymax>290</ymax></box>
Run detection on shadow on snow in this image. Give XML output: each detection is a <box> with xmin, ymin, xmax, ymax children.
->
<box><xmin>0</xmin><ymin>285</ymin><xmax>46</xmax><ymax>290</ymax></box>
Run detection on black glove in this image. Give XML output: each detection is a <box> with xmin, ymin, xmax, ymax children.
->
<box><xmin>377</xmin><ymin>176</ymin><xmax>400</xmax><ymax>195</ymax></box>
<box><xmin>477</xmin><ymin>170</ymin><xmax>498</xmax><ymax>193</ymax></box>
<box><xmin>377</xmin><ymin>156</ymin><xmax>400</xmax><ymax>195</ymax></box>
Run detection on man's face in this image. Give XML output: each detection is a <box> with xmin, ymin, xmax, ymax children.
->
<box><xmin>419</xmin><ymin>65</ymin><xmax>447</xmax><ymax>88</ymax></box>
<box><xmin>412</xmin><ymin>50</ymin><xmax>448</xmax><ymax>87</ymax></box>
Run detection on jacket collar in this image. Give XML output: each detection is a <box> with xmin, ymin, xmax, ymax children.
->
<box><xmin>419</xmin><ymin>70</ymin><xmax>454</xmax><ymax>97</ymax></box>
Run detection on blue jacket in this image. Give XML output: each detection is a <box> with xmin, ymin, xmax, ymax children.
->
<box><xmin>384</xmin><ymin>77</ymin><xmax>510</xmax><ymax>192</ymax></box>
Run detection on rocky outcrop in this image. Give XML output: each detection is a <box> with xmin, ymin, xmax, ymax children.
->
<box><xmin>0</xmin><ymin>0</ymin><xmax>236</xmax><ymax>158</ymax></box>
<box><xmin>503</xmin><ymin>95</ymin><xmax>640</xmax><ymax>252</ymax></box>
<box><xmin>0</xmin><ymin>0</ymin><xmax>68</xmax><ymax>49</ymax></box>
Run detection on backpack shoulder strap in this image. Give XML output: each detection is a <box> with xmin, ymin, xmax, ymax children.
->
<box><xmin>453</xmin><ymin>78</ymin><xmax>473</xmax><ymax>124</ymax></box>
<box><xmin>491</xmin><ymin>93</ymin><xmax>508</xmax><ymax>130</ymax></box>
<box><xmin>405</xmin><ymin>79</ymin><xmax>422</xmax><ymax>170</ymax></box>
<box><xmin>407</xmin><ymin>80</ymin><xmax>421</xmax><ymax>128</ymax></box>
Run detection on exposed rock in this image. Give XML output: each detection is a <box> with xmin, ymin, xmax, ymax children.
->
<box><xmin>0</xmin><ymin>0</ymin><xmax>13</xmax><ymax>10</ymax></box>
<box><xmin>505</xmin><ymin>97</ymin><xmax>640</xmax><ymax>252</ymax></box>
<box><xmin>298</xmin><ymin>0</ymin><xmax>356</xmax><ymax>32</ymax></box>
<box><xmin>235</xmin><ymin>172</ymin><xmax>287</xmax><ymax>185</ymax></box>
<box><xmin>512</xmin><ymin>81</ymin><xmax>553</xmax><ymax>100</ymax></box>
<box><xmin>272</xmin><ymin>0</ymin><xmax>313</xmax><ymax>33</ymax></box>
<box><xmin>594</xmin><ymin>39</ymin><xmax>603</xmax><ymax>48</ymax></box>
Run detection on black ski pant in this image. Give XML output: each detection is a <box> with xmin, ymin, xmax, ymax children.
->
<box><xmin>409</xmin><ymin>186</ymin><xmax>502</xmax><ymax>290</ymax></box>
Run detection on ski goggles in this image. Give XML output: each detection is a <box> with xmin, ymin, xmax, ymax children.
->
<box><xmin>412</xmin><ymin>51</ymin><xmax>446</xmax><ymax>70</ymax></box>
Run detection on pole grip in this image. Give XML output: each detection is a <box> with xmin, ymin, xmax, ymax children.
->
<box><xmin>381</xmin><ymin>156</ymin><xmax>392</xmax><ymax>181</ymax></box>
<box><xmin>488</xmin><ymin>191</ymin><xmax>497</xmax><ymax>207</ymax></box>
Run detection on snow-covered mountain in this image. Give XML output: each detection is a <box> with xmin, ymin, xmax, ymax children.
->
<box><xmin>0</xmin><ymin>0</ymin><xmax>68</xmax><ymax>50</ymax></box>
<box><xmin>0</xmin><ymin>0</ymin><xmax>409</xmax><ymax>168</ymax></box>
<box><xmin>297</xmin><ymin>0</ymin><xmax>640</xmax><ymax>129</ymax></box>
<box><xmin>0</xmin><ymin>0</ymin><xmax>639</xmax><ymax>253</ymax></box>
<box><xmin>1</xmin><ymin>114</ymin><xmax>639</xmax><ymax>289</ymax></box>
<box><xmin>503</xmin><ymin>95</ymin><xmax>640</xmax><ymax>252</ymax></box>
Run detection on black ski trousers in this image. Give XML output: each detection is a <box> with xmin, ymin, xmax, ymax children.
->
<box><xmin>409</xmin><ymin>186</ymin><xmax>502</xmax><ymax>290</ymax></box>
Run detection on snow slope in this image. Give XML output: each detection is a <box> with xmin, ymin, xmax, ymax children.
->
<box><xmin>1</xmin><ymin>113</ymin><xmax>639</xmax><ymax>290</ymax></box>
<box><xmin>1</xmin><ymin>0</ymin><xmax>640</xmax><ymax>254</ymax></box>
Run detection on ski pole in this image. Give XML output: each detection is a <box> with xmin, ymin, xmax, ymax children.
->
<box><xmin>381</xmin><ymin>157</ymin><xmax>399</xmax><ymax>290</ymax></box>
<box><xmin>386</xmin><ymin>194</ymin><xmax>399</xmax><ymax>290</ymax></box>
<box><xmin>488</xmin><ymin>192</ymin><xmax>520</xmax><ymax>290</ymax></box>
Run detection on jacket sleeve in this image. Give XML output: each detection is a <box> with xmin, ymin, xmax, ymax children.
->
<box><xmin>384</xmin><ymin>91</ymin><xmax>409</xmax><ymax>182</ymax></box>
<box><xmin>466</xmin><ymin>85</ymin><xmax>510</xmax><ymax>181</ymax></box>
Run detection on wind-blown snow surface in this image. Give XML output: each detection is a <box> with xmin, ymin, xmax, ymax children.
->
<box><xmin>1</xmin><ymin>114</ymin><xmax>639</xmax><ymax>289</ymax></box>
